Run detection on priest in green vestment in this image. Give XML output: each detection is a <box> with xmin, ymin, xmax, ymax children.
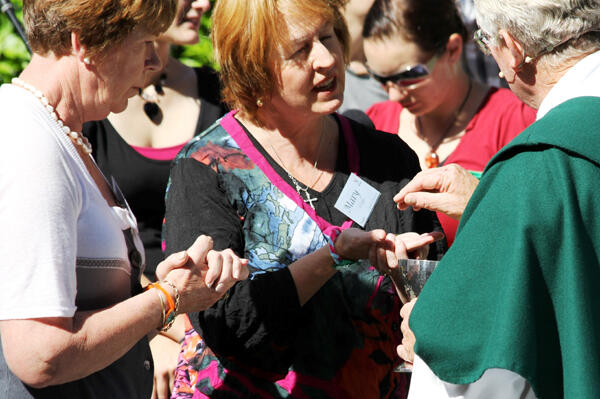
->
<box><xmin>392</xmin><ymin>0</ymin><xmax>600</xmax><ymax>398</ymax></box>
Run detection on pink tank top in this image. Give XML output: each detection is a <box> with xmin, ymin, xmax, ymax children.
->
<box><xmin>130</xmin><ymin>142</ymin><xmax>187</xmax><ymax>161</ymax></box>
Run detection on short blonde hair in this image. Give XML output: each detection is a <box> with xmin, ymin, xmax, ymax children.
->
<box><xmin>23</xmin><ymin>0</ymin><xmax>177</xmax><ymax>59</ymax></box>
<box><xmin>212</xmin><ymin>0</ymin><xmax>350</xmax><ymax>122</ymax></box>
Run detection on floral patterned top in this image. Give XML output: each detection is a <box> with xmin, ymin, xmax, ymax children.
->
<box><xmin>163</xmin><ymin>111</ymin><xmax>445</xmax><ymax>398</ymax></box>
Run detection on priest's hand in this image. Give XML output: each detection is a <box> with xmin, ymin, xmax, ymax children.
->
<box><xmin>397</xmin><ymin>298</ymin><xmax>418</xmax><ymax>365</ymax></box>
<box><xmin>394</xmin><ymin>164</ymin><xmax>479</xmax><ymax>220</ymax></box>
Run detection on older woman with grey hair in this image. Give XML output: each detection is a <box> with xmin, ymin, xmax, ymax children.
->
<box><xmin>393</xmin><ymin>0</ymin><xmax>600</xmax><ymax>398</ymax></box>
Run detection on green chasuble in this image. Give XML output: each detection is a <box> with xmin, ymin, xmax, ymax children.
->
<box><xmin>410</xmin><ymin>97</ymin><xmax>600</xmax><ymax>399</ymax></box>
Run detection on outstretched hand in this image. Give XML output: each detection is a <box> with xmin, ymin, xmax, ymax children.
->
<box><xmin>334</xmin><ymin>228</ymin><xmax>387</xmax><ymax>260</ymax></box>
<box><xmin>394</xmin><ymin>164</ymin><xmax>479</xmax><ymax>220</ymax></box>
<box><xmin>334</xmin><ymin>228</ymin><xmax>443</xmax><ymax>274</ymax></box>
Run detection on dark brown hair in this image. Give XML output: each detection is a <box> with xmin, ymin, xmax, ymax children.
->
<box><xmin>362</xmin><ymin>0</ymin><xmax>468</xmax><ymax>54</ymax></box>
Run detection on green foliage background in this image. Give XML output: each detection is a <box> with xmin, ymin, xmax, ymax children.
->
<box><xmin>0</xmin><ymin>0</ymin><xmax>217</xmax><ymax>84</ymax></box>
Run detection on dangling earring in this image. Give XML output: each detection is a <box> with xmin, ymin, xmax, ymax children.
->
<box><xmin>256</xmin><ymin>98</ymin><xmax>263</xmax><ymax>107</ymax></box>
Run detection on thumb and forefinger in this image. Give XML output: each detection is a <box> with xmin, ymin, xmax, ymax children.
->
<box><xmin>402</xmin><ymin>231</ymin><xmax>444</xmax><ymax>252</ymax></box>
<box><xmin>394</xmin><ymin>171</ymin><xmax>443</xmax><ymax>209</ymax></box>
<box><xmin>186</xmin><ymin>235</ymin><xmax>214</xmax><ymax>265</ymax></box>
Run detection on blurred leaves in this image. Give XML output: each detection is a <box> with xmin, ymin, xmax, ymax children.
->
<box><xmin>0</xmin><ymin>0</ymin><xmax>30</xmax><ymax>84</ymax></box>
<box><xmin>0</xmin><ymin>0</ymin><xmax>217</xmax><ymax>84</ymax></box>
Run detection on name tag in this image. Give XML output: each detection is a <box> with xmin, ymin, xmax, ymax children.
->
<box><xmin>334</xmin><ymin>173</ymin><xmax>381</xmax><ymax>227</ymax></box>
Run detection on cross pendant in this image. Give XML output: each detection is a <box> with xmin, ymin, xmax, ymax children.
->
<box><xmin>297</xmin><ymin>186</ymin><xmax>318</xmax><ymax>209</ymax></box>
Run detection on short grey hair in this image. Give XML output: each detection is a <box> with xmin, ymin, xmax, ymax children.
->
<box><xmin>474</xmin><ymin>0</ymin><xmax>600</xmax><ymax>66</ymax></box>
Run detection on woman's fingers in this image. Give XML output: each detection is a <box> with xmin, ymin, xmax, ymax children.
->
<box><xmin>205</xmin><ymin>250</ymin><xmax>223</xmax><ymax>288</ymax></box>
<box><xmin>206</xmin><ymin>249</ymin><xmax>249</xmax><ymax>291</ymax></box>
<box><xmin>233</xmin><ymin>257</ymin><xmax>250</xmax><ymax>280</ymax></box>
<box><xmin>215</xmin><ymin>249</ymin><xmax>234</xmax><ymax>292</ymax></box>
<box><xmin>186</xmin><ymin>235</ymin><xmax>214</xmax><ymax>265</ymax></box>
<box><xmin>155</xmin><ymin>250</ymin><xmax>189</xmax><ymax>280</ymax></box>
<box><xmin>401</xmin><ymin>231</ymin><xmax>444</xmax><ymax>252</ymax></box>
<box><xmin>385</xmin><ymin>233</ymin><xmax>398</xmax><ymax>268</ymax></box>
<box><xmin>394</xmin><ymin>235</ymin><xmax>409</xmax><ymax>260</ymax></box>
<box><xmin>336</xmin><ymin>228</ymin><xmax>386</xmax><ymax>260</ymax></box>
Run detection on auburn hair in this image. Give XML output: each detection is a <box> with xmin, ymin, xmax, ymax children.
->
<box><xmin>212</xmin><ymin>0</ymin><xmax>349</xmax><ymax>123</ymax></box>
<box><xmin>23</xmin><ymin>0</ymin><xmax>176</xmax><ymax>59</ymax></box>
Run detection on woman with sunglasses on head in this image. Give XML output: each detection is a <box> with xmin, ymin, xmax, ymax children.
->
<box><xmin>363</xmin><ymin>0</ymin><xmax>536</xmax><ymax>245</ymax></box>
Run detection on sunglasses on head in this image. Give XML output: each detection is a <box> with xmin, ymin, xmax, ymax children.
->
<box><xmin>368</xmin><ymin>53</ymin><xmax>439</xmax><ymax>87</ymax></box>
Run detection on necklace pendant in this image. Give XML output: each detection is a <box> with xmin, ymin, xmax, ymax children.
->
<box><xmin>296</xmin><ymin>184</ymin><xmax>317</xmax><ymax>209</ymax></box>
<box><xmin>143</xmin><ymin>101</ymin><xmax>161</xmax><ymax>120</ymax></box>
<box><xmin>425</xmin><ymin>151</ymin><xmax>440</xmax><ymax>168</ymax></box>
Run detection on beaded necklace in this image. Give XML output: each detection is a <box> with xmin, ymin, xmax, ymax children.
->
<box><xmin>11</xmin><ymin>78</ymin><xmax>93</xmax><ymax>154</ymax></box>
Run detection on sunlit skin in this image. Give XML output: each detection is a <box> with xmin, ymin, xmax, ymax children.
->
<box><xmin>106</xmin><ymin>0</ymin><xmax>212</xmax><ymax>149</ymax></box>
<box><xmin>158</xmin><ymin>0</ymin><xmax>211</xmax><ymax>46</ymax></box>
<box><xmin>92</xmin><ymin>28</ymin><xmax>162</xmax><ymax>115</ymax></box>
<box><xmin>267</xmin><ymin>17</ymin><xmax>346</xmax><ymax>122</ymax></box>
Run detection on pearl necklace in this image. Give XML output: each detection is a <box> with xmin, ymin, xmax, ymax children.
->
<box><xmin>11</xmin><ymin>78</ymin><xmax>93</xmax><ymax>154</ymax></box>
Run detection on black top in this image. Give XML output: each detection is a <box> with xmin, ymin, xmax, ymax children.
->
<box><xmin>83</xmin><ymin>67</ymin><xmax>227</xmax><ymax>278</ymax></box>
<box><xmin>164</xmin><ymin>115</ymin><xmax>446</xmax><ymax>377</ymax></box>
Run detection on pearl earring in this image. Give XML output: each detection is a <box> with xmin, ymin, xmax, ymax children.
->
<box><xmin>83</xmin><ymin>57</ymin><xmax>91</xmax><ymax>65</ymax></box>
<box><xmin>256</xmin><ymin>98</ymin><xmax>263</xmax><ymax>107</ymax></box>
<box><xmin>524</xmin><ymin>56</ymin><xmax>533</xmax><ymax>64</ymax></box>
<box><xmin>498</xmin><ymin>71</ymin><xmax>505</xmax><ymax>79</ymax></box>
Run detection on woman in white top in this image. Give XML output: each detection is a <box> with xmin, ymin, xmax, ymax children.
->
<box><xmin>0</xmin><ymin>1</ymin><xmax>249</xmax><ymax>398</ymax></box>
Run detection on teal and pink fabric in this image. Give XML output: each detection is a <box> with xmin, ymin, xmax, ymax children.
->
<box><xmin>166</xmin><ymin>111</ymin><xmax>419</xmax><ymax>398</ymax></box>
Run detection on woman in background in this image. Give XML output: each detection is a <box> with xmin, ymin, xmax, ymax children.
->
<box><xmin>363</xmin><ymin>0</ymin><xmax>536</xmax><ymax>245</ymax></box>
